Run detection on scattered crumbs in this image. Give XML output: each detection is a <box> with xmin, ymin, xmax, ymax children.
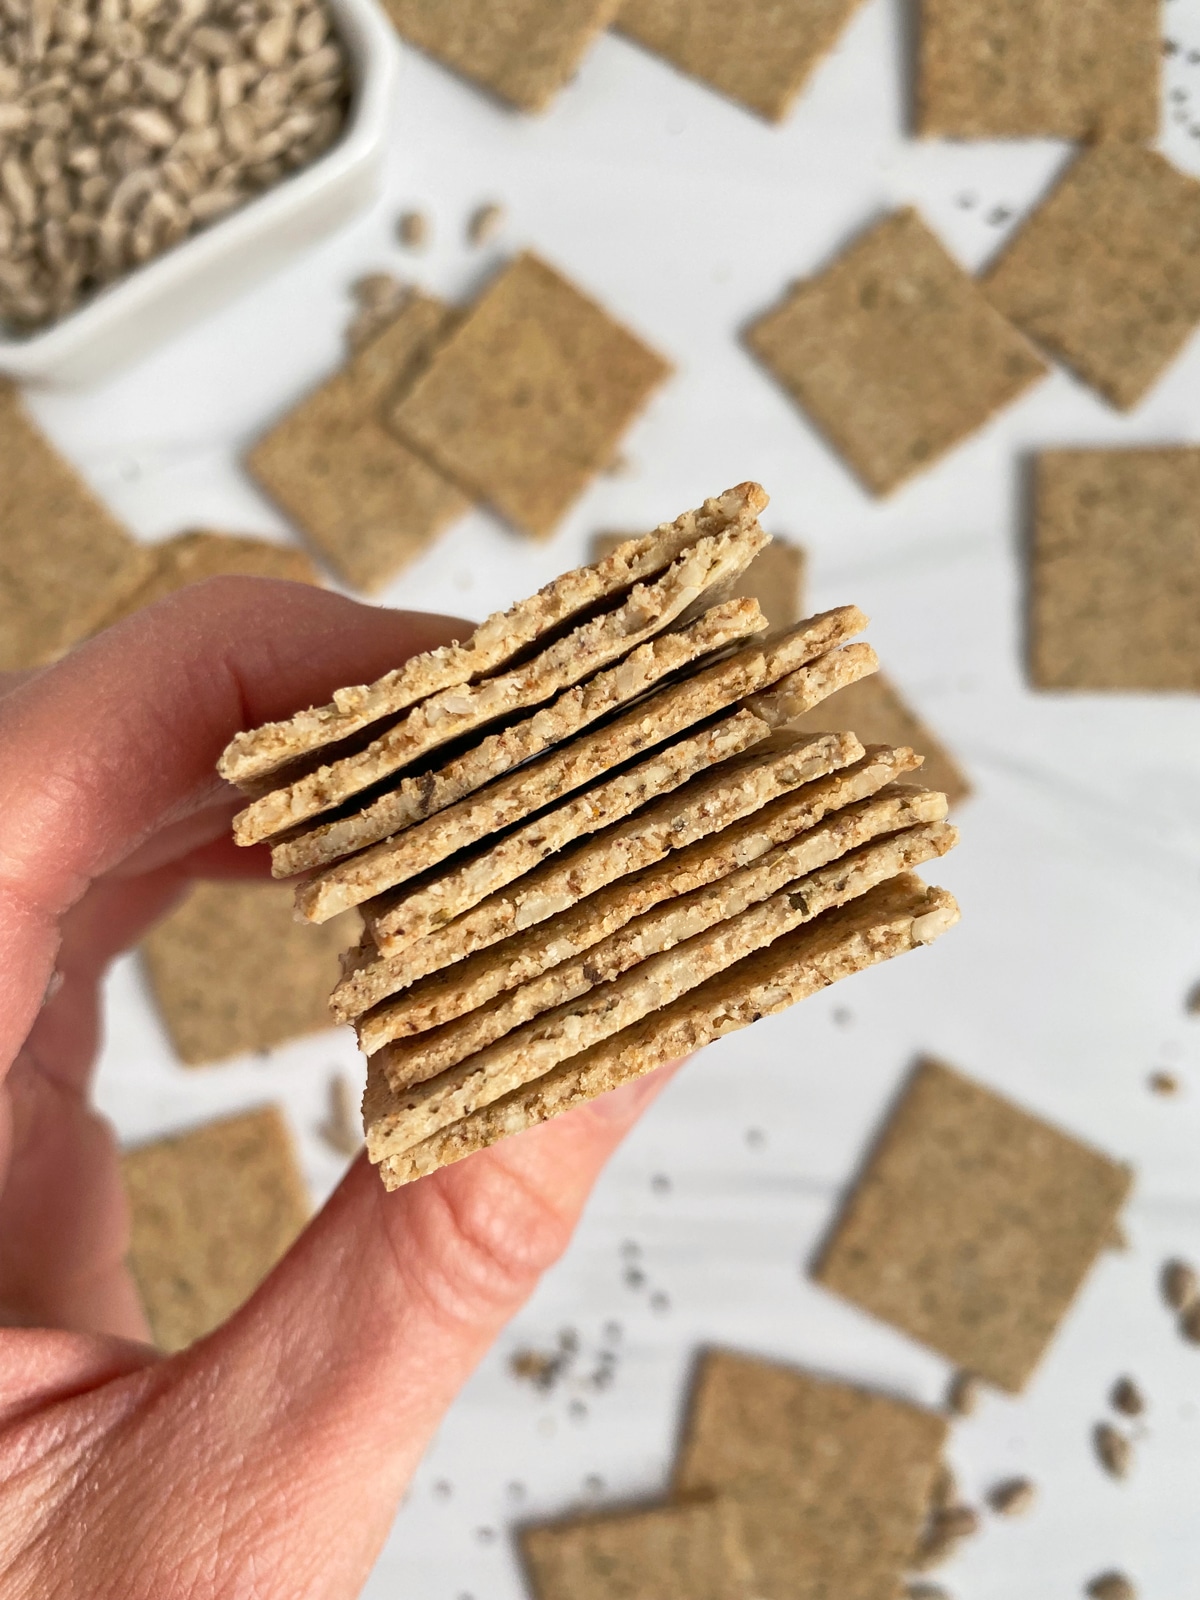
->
<box><xmin>1149</xmin><ymin>1071</ymin><xmax>1180</xmax><ymax>1096</ymax></box>
<box><xmin>746</xmin><ymin>1126</ymin><xmax>767</xmax><ymax>1149</ymax></box>
<box><xmin>583</xmin><ymin>1473</ymin><xmax>605</xmax><ymax>1496</ymax></box>
<box><xmin>398</xmin><ymin>209</ymin><xmax>429</xmax><ymax>249</ymax></box>
<box><xmin>468</xmin><ymin>202</ymin><xmax>505</xmax><ymax>247</ymax></box>
<box><xmin>947</xmin><ymin>1370</ymin><xmax>982</xmax><ymax>1417</ymax></box>
<box><xmin>650</xmin><ymin>1290</ymin><xmax>671</xmax><ymax>1314</ymax></box>
<box><xmin>1110</xmin><ymin>1377</ymin><xmax>1146</xmax><ymax>1418</ymax></box>
<box><xmin>987</xmin><ymin>1476</ymin><xmax>1036</xmax><ymax>1516</ymax></box>
<box><xmin>624</xmin><ymin>1266</ymin><xmax>647</xmax><ymax>1290</ymax></box>
<box><xmin>1094</xmin><ymin>1421</ymin><xmax>1132</xmax><ymax>1480</ymax></box>
<box><xmin>1190</xmin><ymin>50</ymin><xmax>1200</xmax><ymax>64</ymax></box>
<box><xmin>1087</xmin><ymin>1573</ymin><xmax>1137</xmax><ymax>1600</ymax></box>
<box><xmin>1162</xmin><ymin>1258</ymin><xmax>1199</xmax><ymax>1312</ymax></box>
<box><xmin>1164</xmin><ymin>38</ymin><xmax>1180</xmax><ymax>55</ymax></box>
<box><xmin>434</xmin><ymin>1479</ymin><xmax>453</xmax><ymax>1499</ymax></box>
<box><xmin>651</xmin><ymin>1172</ymin><xmax>672</xmax><ymax>1195</ymax></box>
<box><xmin>955</xmin><ymin>192</ymin><xmax>976</xmax><ymax>209</ymax></box>
<box><xmin>1185</xmin><ymin>980</ymin><xmax>1200</xmax><ymax>1015</ymax></box>
<box><xmin>987</xmin><ymin>206</ymin><xmax>1013</xmax><ymax>225</ymax></box>
<box><xmin>620</xmin><ymin>1240</ymin><xmax>642</xmax><ymax>1260</ymax></box>
<box><xmin>511</xmin><ymin>1348</ymin><xmax>562</xmax><ymax>1388</ymax></box>
<box><xmin>476</xmin><ymin>1526</ymin><xmax>496</xmax><ymax>1544</ymax></box>
<box><xmin>507</xmin><ymin>1480</ymin><xmax>527</xmax><ymax>1502</ymax></box>
<box><xmin>1171</xmin><ymin>86</ymin><xmax>1189</xmax><ymax>101</ymax></box>
<box><xmin>832</xmin><ymin>1006</ymin><xmax>853</xmax><ymax>1027</ymax></box>
<box><xmin>911</xmin><ymin>1503</ymin><xmax>981</xmax><ymax>1572</ymax></box>
<box><xmin>1182</xmin><ymin>1301</ymin><xmax>1200</xmax><ymax>1344</ymax></box>
<box><xmin>317</xmin><ymin>1073</ymin><xmax>363</xmax><ymax>1157</ymax></box>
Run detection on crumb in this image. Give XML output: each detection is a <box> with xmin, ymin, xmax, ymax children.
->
<box><xmin>398</xmin><ymin>209</ymin><xmax>429</xmax><ymax>249</ymax></box>
<box><xmin>1093</xmin><ymin>1421</ymin><xmax>1132</xmax><ymax>1479</ymax></box>
<box><xmin>987</xmin><ymin>1476</ymin><xmax>1036</xmax><ymax>1516</ymax></box>
<box><xmin>1149</xmin><ymin>1070</ymin><xmax>1180</xmax><ymax>1095</ymax></box>
<box><xmin>1087</xmin><ymin>1574</ymin><xmax>1137</xmax><ymax>1600</ymax></box>
<box><xmin>468</xmin><ymin>202</ymin><xmax>505</xmax><ymax>246</ymax></box>
<box><xmin>1110</xmin><ymin>1376</ymin><xmax>1145</xmax><ymax>1417</ymax></box>
<box><xmin>1162</xmin><ymin>1258</ymin><xmax>1199</xmax><ymax>1312</ymax></box>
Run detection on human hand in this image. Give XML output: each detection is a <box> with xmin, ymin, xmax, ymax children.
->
<box><xmin>0</xmin><ymin>578</ymin><xmax>677</xmax><ymax>1599</ymax></box>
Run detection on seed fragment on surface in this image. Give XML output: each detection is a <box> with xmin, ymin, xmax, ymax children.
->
<box><xmin>1093</xmin><ymin>1421</ymin><xmax>1132</xmax><ymax>1479</ymax></box>
<box><xmin>987</xmin><ymin>1476</ymin><xmax>1036</xmax><ymax>1516</ymax></box>
<box><xmin>1162</xmin><ymin>1257</ymin><xmax>1199</xmax><ymax>1311</ymax></box>
<box><xmin>1109</xmin><ymin>1376</ymin><xmax>1145</xmax><ymax>1417</ymax></box>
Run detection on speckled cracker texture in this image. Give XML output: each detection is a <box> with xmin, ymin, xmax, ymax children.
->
<box><xmin>93</xmin><ymin>530</ymin><xmax>319</xmax><ymax>631</ymax></box>
<box><xmin>917</xmin><ymin>0</ymin><xmax>1159</xmax><ymax>141</ymax></box>
<box><xmin>521</xmin><ymin>1497</ymin><xmax>753</xmax><ymax>1600</ymax></box>
<box><xmin>378</xmin><ymin>0</ymin><xmax>622</xmax><ymax>112</ymax></box>
<box><xmin>247</xmin><ymin>290</ymin><xmax>471</xmax><ymax>594</ymax></box>
<box><xmin>675</xmin><ymin>1349</ymin><xmax>947</xmax><ymax>1600</ymax></box>
<box><xmin>0</xmin><ymin>380</ymin><xmax>152</xmax><ymax>671</ymax></box>
<box><xmin>984</xmin><ymin>145</ymin><xmax>1200</xmax><ymax>412</ymax></box>
<box><xmin>748</xmin><ymin>209</ymin><xmax>1047</xmax><ymax>495</ymax></box>
<box><xmin>814</xmin><ymin>1057</ymin><xmax>1133</xmax><ymax>1391</ymax></box>
<box><xmin>617</xmin><ymin>0</ymin><xmax>870</xmax><ymax>122</ymax></box>
<box><xmin>1030</xmin><ymin>448</ymin><xmax>1200</xmax><ymax>691</ymax></box>
<box><xmin>389</xmin><ymin>253</ymin><xmax>672</xmax><ymax>539</ymax></box>
<box><xmin>140</xmin><ymin>880</ymin><xmax>350</xmax><ymax>1066</ymax></box>
<box><xmin>594</xmin><ymin>530</ymin><xmax>807</xmax><ymax>633</ymax></box>
<box><xmin>122</xmin><ymin>1105</ymin><xmax>310</xmax><ymax>1352</ymax></box>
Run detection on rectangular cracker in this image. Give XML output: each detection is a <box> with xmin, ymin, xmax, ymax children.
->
<box><xmin>140</xmin><ymin>880</ymin><xmax>352</xmax><ymax>1066</ymax></box>
<box><xmin>247</xmin><ymin>290</ymin><xmax>471</xmax><ymax>594</ymax></box>
<box><xmin>674</xmin><ymin>1349</ymin><xmax>948</xmax><ymax>1600</ymax></box>
<box><xmin>294</xmin><ymin>606</ymin><xmax>867</xmax><ymax>918</ymax></box>
<box><xmin>365</xmin><ymin>819</ymin><xmax>956</xmax><ymax>1158</ymax></box>
<box><xmin>219</xmin><ymin>481</ymin><xmax>767</xmax><ymax>785</ymax></box>
<box><xmin>0</xmin><ymin>380</ymin><xmax>153</xmax><ymax>671</ymax></box>
<box><xmin>747</xmin><ymin>208</ymin><xmax>1047</xmax><ymax>496</ymax></box>
<box><xmin>378</xmin><ymin>0</ymin><xmax>622</xmax><ymax>113</ymax></box>
<box><xmin>355</xmin><ymin>745</ymin><xmax>924</xmax><ymax>1047</ymax></box>
<box><xmin>617</xmin><ymin>0</ymin><xmax>870</xmax><ymax>122</ymax></box>
<box><xmin>389</xmin><ymin>253</ymin><xmax>672</xmax><ymax>539</ymax></box>
<box><xmin>372</xmin><ymin>790</ymin><xmax>950</xmax><ymax>1092</ymax></box>
<box><xmin>92</xmin><ymin>530</ymin><xmax>320</xmax><ymax>632</ymax></box>
<box><xmin>378</xmin><ymin>874</ymin><xmax>960</xmax><ymax>1186</ymax></box>
<box><xmin>594</xmin><ymin>529</ymin><xmax>807</xmax><ymax>633</ymax></box>
<box><xmin>332</xmin><ymin>729</ymin><xmax>866</xmax><ymax>1020</ymax></box>
<box><xmin>917</xmin><ymin>0</ymin><xmax>1160</xmax><ymax>142</ymax></box>
<box><xmin>122</xmin><ymin>1105</ymin><xmax>309</xmax><ymax>1352</ymax></box>
<box><xmin>813</xmin><ymin>1056</ymin><xmax>1134</xmax><ymax>1391</ymax></box>
<box><xmin>235</xmin><ymin>511</ymin><xmax>768</xmax><ymax>845</ymax></box>
<box><xmin>361</xmin><ymin>707</ymin><xmax>772</xmax><ymax>949</ymax></box>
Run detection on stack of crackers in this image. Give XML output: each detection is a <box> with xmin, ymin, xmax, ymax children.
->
<box><xmin>220</xmin><ymin>483</ymin><xmax>961</xmax><ymax>1188</ymax></box>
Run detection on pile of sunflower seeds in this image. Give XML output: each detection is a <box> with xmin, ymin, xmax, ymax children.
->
<box><xmin>0</xmin><ymin>0</ymin><xmax>350</xmax><ymax>334</ymax></box>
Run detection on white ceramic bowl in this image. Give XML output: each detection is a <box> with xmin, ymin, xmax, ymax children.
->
<box><xmin>0</xmin><ymin>0</ymin><xmax>398</xmax><ymax>388</ymax></box>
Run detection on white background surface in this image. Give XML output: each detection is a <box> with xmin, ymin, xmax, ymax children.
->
<box><xmin>24</xmin><ymin>1</ymin><xmax>1200</xmax><ymax>1593</ymax></box>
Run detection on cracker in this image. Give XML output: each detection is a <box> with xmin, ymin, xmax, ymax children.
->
<box><xmin>917</xmin><ymin>0</ymin><xmax>1159</xmax><ymax>141</ymax></box>
<box><xmin>140</xmin><ymin>880</ymin><xmax>352</xmax><ymax>1065</ymax></box>
<box><xmin>594</xmin><ymin>530</ymin><xmax>807</xmax><ymax>633</ymax></box>
<box><xmin>617</xmin><ymin>0</ymin><xmax>869</xmax><ymax>122</ymax></box>
<box><xmin>294</xmin><ymin>606</ymin><xmax>866</xmax><ymax>918</ymax></box>
<box><xmin>274</xmin><ymin>598</ymin><xmax>765</xmax><ymax>878</ymax></box>
<box><xmin>122</xmin><ymin>1105</ymin><xmax>309</xmax><ymax>1352</ymax></box>
<box><xmin>93</xmin><ymin>530</ymin><xmax>319</xmax><ymax>631</ymax></box>
<box><xmin>235</xmin><ymin>512</ymin><xmax>768</xmax><ymax>845</ymax></box>
<box><xmin>813</xmin><ymin>1057</ymin><xmax>1133</xmax><ymax>1391</ymax></box>
<box><xmin>332</xmin><ymin>729</ymin><xmax>865</xmax><ymax>1020</ymax></box>
<box><xmin>521</xmin><ymin>1497</ymin><xmax>753</xmax><ymax>1600</ymax></box>
<box><xmin>674</xmin><ymin>1349</ymin><xmax>948</xmax><ymax>1600</ymax></box>
<box><xmin>1029</xmin><ymin>447</ymin><xmax>1200</xmax><ymax>690</ymax></box>
<box><xmin>246</xmin><ymin>289</ymin><xmax>471</xmax><ymax>594</ymax></box>
<box><xmin>377</xmin><ymin>0</ymin><xmax>621</xmax><ymax>113</ymax></box>
<box><xmin>389</xmin><ymin>253</ymin><xmax>672</xmax><ymax>539</ymax></box>
<box><xmin>365</xmin><ymin>819</ymin><xmax>955</xmax><ymax>1158</ymax></box>
<box><xmin>378</xmin><ymin>875</ymin><xmax>959</xmax><ymax>1186</ymax></box>
<box><xmin>984</xmin><ymin>145</ymin><xmax>1200</xmax><ymax>412</ymax></box>
<box><xmin>371</xmin><ymin>791</ymin><xmax>950</xmax><ymax>1093</ymax></box>
<box><xmin>355</xmin><ymin>745</ymin><xmax>924</xmax><ymax>1047</ymax></box>
<box><xmin>218</xmin><ymin>482</ymin><xmax>767</xmax><ymax>786</ymax></box>
<box><xmin>0</xmin><ymin>379</ymin><xmax>152</xmax><ymax>671</ymax></box>
<box><xmin>789</xmin><ymin>669</ymin><xmax>970</xmax><ymax>806</ymax></box>
<box><xmin>747</xmin><ymin>208</ymin><xmax>1047</xmax><ymax>495</ymax></box>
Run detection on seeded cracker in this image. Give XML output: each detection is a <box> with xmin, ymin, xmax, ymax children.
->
<box><xmin>747</xmin><ymin>209</ymin><xmax>1047</xmax><ymax>495</ymax></box>
<box><xmin>593</xmin><ymin>529</ymin><xmax>806</xmax><ymax>632</ymax></box>
<box><xmin>984</xmin><ymin>145</ymin><xmax>1200</xmax><ymax>412</ymax></box>
<box><xmin>917</xmin><ymin>0</ymin><xmax>1159</xmax><ymax>142</ymax></box>
<box><xmin>814</xmin><ymin>1057</ymin><xmax>1133</xmax><ymax>1391</ymax></box>
<box><xmin>92</xmin><ymin>531</ymin><xmax>320</xmax><ymax>632</ymax></box>
<box><xmin>1030</xmin><ymin>448</ymin><xmax>1200</xmax><ymax>691</ymax></box>
<box><xmin>389</xmin><ymin>253</ymin><xmax>672</xmax><ymax>539</ymax></box>
<box><xmin>376</xmin><ymin>0</ymin><xmax>621</xmax><ymax>113</ymax></box>
<box><xmin>123</xmin><ymin>1105</ymin><xmax>309</xmax><ymax>1352</ymax></box>
<box><xmin>617</xmin><ymin>0</ymin><xmax>870</xmax><ymax>122</ymax></box>
<box><xmin>247</xmin><ymin>290</ymin><xmax>471</xmax><ymax>593</ymax></box>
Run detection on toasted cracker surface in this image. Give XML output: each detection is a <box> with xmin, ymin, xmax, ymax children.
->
<box><xmin>0</xmin><ymin>380</ymin><xmax>152</xmax><ymax>671</ymax></box>
<box><xmin>675</xmin><ymin>1349</ymin><xmax>947</xmax><ymax>1600</ymax></box>
<box><xmin>918</xmin><ymin>0</ymin><xmax>1159</xmax><ymax>141</ymax></box>
<box><xmin>378</xmin><ymin>875</ymin><xmax>959</xmax><ymax>1185</ymax></box>
<box><xmin>93</xmin><ymin>531</ymin><xmax>319</xmax><ymax>631</ymax></box>
<box><xmin>748</xmin><ymin>208</ymin><xmax>1047</xmax><ymax>495</ymax></box>
<box><xmin>618</xmin><ymin>0</ymin><xmax>870</xmax><ymax>122</ymax></box>
<box><xmin>984</xmin><ymin>145</ymin><xmax>1200</xmax><ymax>412</ymax></box>
<box><xmin>219</xmin><ymin>482</ymin><xmax>766</xmax><ymax>786</ymax></box>
<box><xmin>814</xmin><ymin>1057</ymin><xmax>1133</xmax><ymax>1391</ymax></box>
<box><xmin>1030</xmin><ymin>447</ymin><xmax>1200</xmax><ymax>690</ymax></box>
<box><xmin>593</xmin><ymin>530</ymin><xmax>807</xmax><ymax>633</ymax></box>
<box><xmin>389</xmin><ymin>253</ymin><xmax>671</xmax><ymax>539</ymax></box>
<box><xmin>122</xmin><ymin>1105</ymin><xmax>309</xmax><ymax>1352</ymax></box>
<box><xmin>745</xmin><ymin>640</ymin><xmax>877</xmax><ymax>725</ymax></box>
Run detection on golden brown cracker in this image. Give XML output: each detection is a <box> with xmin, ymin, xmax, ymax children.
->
<box><xmin>93</xmin><ymin>530</ymin><xmax>319</xmax><ymax>631</ymax></box>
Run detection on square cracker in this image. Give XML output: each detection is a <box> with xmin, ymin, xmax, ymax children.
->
<box><xmin>1030</xmin><ymin>448</ymin><xmax>1200</xmax><ymax>690</ymax></box>
<box><xmin>521</xmin><ymin>1497</ymin><xmax>752</xmax><ymax>1600</ymax></box>
<box><xmin>594</xmin><ymin>530</ymin><xmax>806</xmax><ymax>633</ymax></box>
<box><xmin>617</xmin><ymin>0</ymin><xmax>869</xmax><ymax>122</ymax></box>
<box><xmin>984</xmin><ymin>145</ymin><xmax>1200</xmax><ymax>412</ymax></box>
<box><xmin>122</xmin><ymin>1105</ymin><xmax>310</xmax><ymax>1352</ymax></box>
<box><xmin>748</xmin><ymin>209</ymin><xmax>1047</xmax><ymax>496</ymax></box>
<box><xmin>378</xmin><ymin>0</ymin><xmax>621</xmax><ymax>113</ymax></box>
<box><xmin>813</xmin><ymin>1057</ymin><xmax>1133</xmax><ymax>1391</ymax></box>
<box><xmin>389</xmin><ymin>253</ymin><xmax>672</xmax><ymax>539</ymax></box>
<box><xmin>247</xmin><ymin>290</ymin><xmax>471</xmax><ymax>594</ymax></box>
<box><xmin>0</xmin><ymin>380</ymin><xmax>152</xmax><ymax>671</ymax></box>
<box><xmin>93</xmin><ymin>530</ymin><xmax>319</xmax><ymax>631</ymax></box>
<box><xmin>917</xmin><ymin>0</ymin><xmax>1159</xmax><ymax>141</ymax></box>
<box><xmin>675</xmin><ymin>1349</ymin><xmax>947</xmax><ymax>1600</ymax></box>
<box><xmin>140</xmin><ymin>880</ymin><xmax>352</xmax><ymax>1066</ymax></box>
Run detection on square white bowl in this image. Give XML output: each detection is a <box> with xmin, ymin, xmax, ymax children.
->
<box><xmin>0</xmin><ymin>0</ymin><xmax>399</xmax><ymax>389</ymax></box>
